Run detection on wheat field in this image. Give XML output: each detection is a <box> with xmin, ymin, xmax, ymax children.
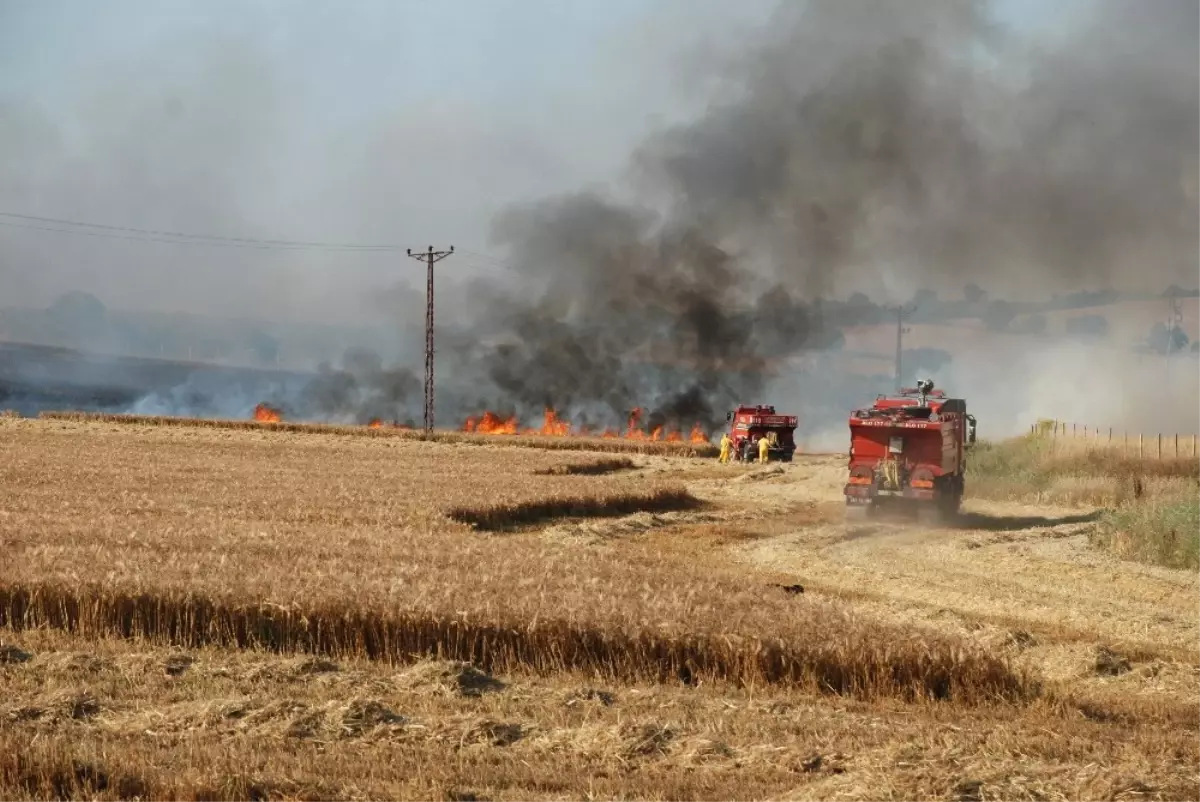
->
<box><xmin>1</xmin><ymin>416</ymin><xmax>1197</xmax><ymax>800</ymax></box>
<box><xmin>0</xmin><ymin>417</ymin><xmax>1023</xmax><ymax>701</ymax></box>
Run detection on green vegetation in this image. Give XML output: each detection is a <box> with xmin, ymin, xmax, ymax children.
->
<box><xmin>1092</xmin><ymin>496</ymin><xmax>1199</xmax><ymax>571</ymax></box>
<box><xmin>965</xmin><ymin>436</ymin><xmax>1056</xmax><ymax>500</ymax></box>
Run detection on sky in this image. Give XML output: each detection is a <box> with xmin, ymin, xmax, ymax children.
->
<box><xmin>0</xmin><ymin>0</ymin><xmax>783</xmax><ymax>321</ymax></box>
<box><xmin>0</xmin><ymin>0</ymin><xmax>1090</xmax><ymax>325</ymax></box>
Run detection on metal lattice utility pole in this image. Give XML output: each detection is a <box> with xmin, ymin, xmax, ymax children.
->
<box><xmin>891</xmin><ymin>303</ymin><xmax>915</xmax><ymax>391</ymax></box>
<box><xmin>406</xmin><ymin>245</ymin><xmax>454</xmax><ymax>433</ymax></box>
<box><xmin>1165</xmin><ymin>294</ymin><xmax>1183</xmax><ymax>392</ymax></box>
<box><xmin>1166</xmin><ymin>295</ymin><xmax>1183</xmax><ymax>357</ymax></box>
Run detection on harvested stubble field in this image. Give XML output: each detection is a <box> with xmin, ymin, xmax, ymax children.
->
<box><xmin>0</xmin><ymin>417</ymin><xmax>1020</xmax><ymax>702</ymax></box>
<box><xmin>1</xmin><ymin>416</ymin><xmax>1198</xmax><ymax>800</ymax></box>
<box><xmin>2</xmin><ymin>630</ymin><xmax>1196</xmax><ymax>802</ymax></box>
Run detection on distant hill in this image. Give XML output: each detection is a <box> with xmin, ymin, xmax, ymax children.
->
<box><xmin>0</xmin><ymin>340</ymin><xmax>314</xmax><ymax>417</ymax></box>
<box><xmin>0</xmin><ymin>295</ymin><xmax>418</xmax><ymax>371</ymax></box>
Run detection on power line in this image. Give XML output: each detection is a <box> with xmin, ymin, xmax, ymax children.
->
<box><xmin>0</xmin><ymin>218</ymin><xmax>401</xmax><ymax>252</ymax></box>
<box><xmin>0</xmin><ymin>210</ymin><xmax>402</xmax><ymax>252</ymax></box>
<box><xmin>0</xmin><ymin>212</ymin><xmax>533</xmax><ymax>273</ymax></box>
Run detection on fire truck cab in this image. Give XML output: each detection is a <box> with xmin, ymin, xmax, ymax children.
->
<box><xmin>724</xmin><ymin>404</ymin><xmax>798</xmax><ymax>462</ymax></box>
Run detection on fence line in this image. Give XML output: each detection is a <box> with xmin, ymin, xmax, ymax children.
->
<box><xmin>1028</xmin><ymin>418</ymin><xmax>1198</xmax><ymax>459</ymax></box>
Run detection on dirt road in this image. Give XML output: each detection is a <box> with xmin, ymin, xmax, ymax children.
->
<box><xmin>667</xmin><ymin>454</ymin><xmax>1199</xmax><ymax>705</ymax></box>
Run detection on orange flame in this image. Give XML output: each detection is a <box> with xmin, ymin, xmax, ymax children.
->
<box><xmin>627</xmin><ymin>407</ymin><xmax>643</xmax><ymax>437</ymax></box>
<box><xmin>540</xmin><ymin>407</ymin><xmax>571</xmax><ymax>436</ymax></box>
<box><xmin>458</xmin><ymin>405</ymin><xmax>708</xmax><ymax>443</ymax></box>
<box><xmin>474</xmin><ymin>410</ymin><xmax>519</xmax><ymax>434</ymax></box>
<box><xmin>253</xmin><ymin>403</ymin><xmax>282</xmax><ymax>423</ymax></box>
<box><xmin>367</xmin><ymin>418</ymin><xmax>411</xmax><ymax>430</ymax></box>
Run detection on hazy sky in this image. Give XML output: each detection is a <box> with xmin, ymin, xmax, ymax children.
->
<box><xmin>0</xmin><ymin>0</ymin><xmax>1091</xmax><ymax>325</ymax></box>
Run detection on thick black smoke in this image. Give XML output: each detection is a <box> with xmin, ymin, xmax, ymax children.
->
<box><xmin>428</xmin><ymin>0</ymin><xmax>1196</xmax><ymax>433</ymax></box>
<box><xmin>632</xmin><ymin>0</ymin><xmax>1197</xmax><ymax>297</ymax></box>
<box><xmin>438</xmin><ymin>192</ymin><xmax>836</xmax><ymax>430</ymax></box>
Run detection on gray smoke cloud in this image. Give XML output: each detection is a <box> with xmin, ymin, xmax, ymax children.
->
<box><xmin>0</xmin><ymin>0</ymin><xmax>1195</xmax><ymax>437</ymax></box>
<box><xmin>296</xmin><ymin>348</ymin><xmax>421</xmax><ymax>426</ymax></box>
<box><xmin>435</xmin><ymin>192</ymin><xmax>844</xmax><ymax>432</ymax></box>
<box><xmin>633</xmin><ymin>0</ymin><xmax>1197</xmax><ymax>299</ymax></box>
<box><xmin>0</xmin><ymin>0</ymin><xmax>759</xmax><ymax>323</ymax></box>
<box><xmin>427</xmin><ymin>0</ymin><xmax>1197</xmax><ymax>435</ymax></box>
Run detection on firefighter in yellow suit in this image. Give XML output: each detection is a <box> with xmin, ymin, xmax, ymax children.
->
<box><xmin>758</xmin><ymin>434</ymin><xmax>771</xmax><ymax>464</ymax></box>
<box><xmin>719</xmin><ymin>432</ymin><xmax>732</xmax><ymax>464</ymax></box>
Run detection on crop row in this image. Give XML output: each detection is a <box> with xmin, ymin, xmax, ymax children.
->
<box><xmin>0</xmin><ymin>581</ymin><xmax>1031</xmax><ymax>704</ymax></box>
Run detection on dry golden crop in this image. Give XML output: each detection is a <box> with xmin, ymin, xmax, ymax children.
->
<box><xmin>969</xmin><ymin>434</ymin><xmax>1199</xmax><ymax>503</ymax></box>
<box><xmin>2</xmin><ymin>418</ymin><xmax>1198</xmax><ymax>801</ymax></box>
<box><xmin>1</xmin><ymin>630</ymin><xmax>1195</xmax><ymax>802</ymax></box>
<box><xmin>0</xmin><ymin>418</ymin><xmax>1026</xmax><ymax>703</ymax></box>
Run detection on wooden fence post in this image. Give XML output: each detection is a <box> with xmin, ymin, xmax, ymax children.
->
<box><xmin>1157</xmin><ymin>434</ymin><xmax>1162</xmax><ymax>459</ymax></box>
<box><xmin>1175</xmin><ymin>433</ymin><xmax>1179</xmax><ymax>458</ymax></box>
<box><xmin>1108</xmin><ymin>427</ymin><xmax>1112</xmax><ymax>442</ymax></box>
<box><xmin>1139</xmin><ymin>433</ymin><xmax>1143</xmax><ymax>457</ymax></box>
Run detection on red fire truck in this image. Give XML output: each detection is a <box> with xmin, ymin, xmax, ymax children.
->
<box><xmin>724</xmin><ymin>404</ymin><xmax>799</xmax><ymax>462</ymax></box>
<box><xmin>843</xmin><ymin>380</ymin><xmax>976</xmax><ymax>523</ymax></box>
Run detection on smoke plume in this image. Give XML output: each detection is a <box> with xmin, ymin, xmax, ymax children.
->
<box><xmin>436</xmin><ymin>192</ymin><xmax>842</xmax><ymax>431</ymax></box>
<box><xmin>298</xmin><ymin>348</ymin><xmax>420</xmax><ymax>426</ymax></box>
<box><xmin>0</xmin><ymin>1</ymin><xmax>1195</xmax><ymax>437</ymax></box>
<box><xmin>427</xmin><ymin>0</ymin><xmax>1197</xmax><ymax>435</ymax></box>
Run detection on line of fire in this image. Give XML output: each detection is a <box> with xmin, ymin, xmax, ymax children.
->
<box><xmin>251</xmin><ymin>402</ymin><xmax>711</xmax><ymax>444</ymax></box>
<box><xmin>253</xmin><ymin>372</ymin><xmax>980</xmax><ymax>525</ymax></box>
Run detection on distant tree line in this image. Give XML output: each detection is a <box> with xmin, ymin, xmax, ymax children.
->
<box><xmin>0</xmin><ymin>281</ymin><xmax>1195</xmax><ymax>367</ymax></box>
<box><xmin>818</xmin><ymin>284</ymin><xmax>1198</xmax><ymax>333</ymax></box>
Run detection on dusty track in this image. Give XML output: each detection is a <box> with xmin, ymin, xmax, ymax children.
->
<box><xmin>653</xmin><ymin>454</ymin><xmax>1200</xmax><ymax>710</ymax></box>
